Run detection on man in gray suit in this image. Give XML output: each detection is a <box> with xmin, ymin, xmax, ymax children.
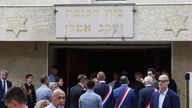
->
<box><xmin>79</xmin><ymin>80</ymin><xmax>102</xmax><ymax>108</ymax></box>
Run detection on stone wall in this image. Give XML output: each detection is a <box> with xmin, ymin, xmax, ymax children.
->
<box><xmin>0</xmin><ymin>0</ymin><xmax>192</xmax><ymax>6</ymax></box>
<box><xmin>0</xmin><ymin>42</ymin><xmax>48</xmax><ymax>88</ymax></box>
<box><xmin>0</xmin><ymin>5</ymin><xmax>192</xmax><ymax>41</ymax></box>
<box><xmin>173</xmin><ymin>41</ymin><xmax>192</xmax><ymax>108</ymax></box>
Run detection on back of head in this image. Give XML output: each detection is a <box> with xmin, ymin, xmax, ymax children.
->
<box><xmin>120</xmin><ymin>76</ymin><xmax>129</xmax><ymax>84</ymax></box>
<box><xmin>87</xmin><ymin>80</ymin><xmax>95</xmax><ymax>89</ymax></box>
<box><xmin>3</xmin><ymin>86</ymin><xmax>26</xmax><ymax>105</ymax></box>
<box><xmin>34</xmin><ymin>100</ymin><xmax>50</xmax><ymax>108</ymax></box>
<box><xmin>90</xmin><ymin>73</ymin><xmax>97</xmax><ymax>80</ymax></box>
<box><xmin>77</xmin><ymin>74</ymin><xmax>87</xmax><ymax>83</ymax></box>
<box><xmin>97</xmin><ymin>71</ymin><xmax>106</xmax><ymax>81</ymax></box>
<box><xmin>40</xmin><ymin>75</ymin><xmax>48</xmax><ymax>84</ymax></box>
<box><xmin>121</xmin><ymin>70</ymin><xmax>128</xmax><ymax>77</ymax></box>
<box><xmin>144</xmin><ymin>76</ymin><xmax>153</xmax><ymax>85</ymax></box>
<box><xmin>135</xmin><ymin>72</ymin><xmax>143</xmax><ymax>79</ymax></box>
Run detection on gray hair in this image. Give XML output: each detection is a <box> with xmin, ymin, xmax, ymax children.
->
<box><xmin>144</xmin><ymin>76</ymin><xmax>153</xmax><ymax>85</ymax></box>
<box><xmin>97</xmin><ymin>71</ymin><xmax>106</xmax><ymax>81</ymax></box>
<box><xmin>0</xmin><ymin>69</ymin><xmax>9</xmax><ymax>74</ymax></box>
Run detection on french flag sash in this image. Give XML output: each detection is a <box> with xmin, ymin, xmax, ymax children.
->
<box><xmin>116</xmin><ymin>87</ymin><xmax>130</xmax><ymax>108</ymax></box>
<box><xmin>102</xmin><ymin>86</ymin><xmax>112</xmax><ymax>105</ymax></box>
<box><xmin>145</xmin><ymin>88</ymin><xmax>158</xmax><ymax>108</ymax></box>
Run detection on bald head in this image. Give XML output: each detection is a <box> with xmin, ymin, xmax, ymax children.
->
<box><xmin>97</xmin><ymin>71</ymin><xmax>106</xmax><ymax>81</ymax></box>
<box><xmin>158</xmin><ymin>74</ymin><xmax>170</xmax><ymax>92</ymax></box>
<box><xmin>159</xmin><ymin>74</ymin><xmax>169</xmax><ymax>81</ymax></box>
<box><xmin>52</xmin><ymin>89</ymin><xmax>66</xmax><ymax>107</ymax></box>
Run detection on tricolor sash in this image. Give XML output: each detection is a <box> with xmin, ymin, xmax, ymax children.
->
<box><xmin>102</xmin><ymin>86</ymin><xmax>112</xmax><ymax>105</ymax></box>
<box><xmin>116</xmin><ymin>87</ymin><xmax>130</xmax><ymax>108</ymax></box>
<box><xmin>145</xmin><ymin>88</ymin><xmax>158</xmax><ymax>108</ymax></box>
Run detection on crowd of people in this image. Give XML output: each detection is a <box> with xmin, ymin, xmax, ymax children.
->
<box><xmin>0</xmin><ymin>66</ymin><xmax>180</xmax><ymax>108</ymax></box>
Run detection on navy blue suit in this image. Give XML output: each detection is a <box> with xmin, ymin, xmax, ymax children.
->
<box><xmin>138</xmin><ymin>86</ymin><xmax>157</xmax><ymax>108</ymax></box>
<box><xmin>94</xmin><ymin>82</ymin><xmax>112</xmax><ymax>108</ymax></box>
<box><xmin>150</xmin><ymin>89</ymin><xmax>180</xmax><ymax>108</ymax></box>
<box><xmin>0</xmin><ymin>80</ymin><xmax>12</xmax><ymax>108</ymax></box>
<box><xmin>112</xmin><ymin>85</ymin><xmax>135</xmax><ymax>108</ymax></box>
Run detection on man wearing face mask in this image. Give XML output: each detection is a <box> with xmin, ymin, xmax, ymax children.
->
<box><xmin>45</xmin><ymin>89</ymin><xmax>66</xmax><ymax>108</ymax></box>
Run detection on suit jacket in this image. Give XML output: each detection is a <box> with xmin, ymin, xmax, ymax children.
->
<box><xmin>21</xmin><ymin>83</ymin><xmax>36</xmax><ymax>108</ymax></box>
<box><xmin>94</xmin><ymin>82</ymin><xmax>112</xmax><ymax>108</ymax></box>
<box><xmin>0</xmin><ymin>79</ymin><xmax>12</xmax><ymax>108</ymax></box>
<box><xmin>112</xmin><ymin>85</ymin><xmax>135</xmax><ymax>108</ymax></box>
<box><xmin>150</xmin><ymin>89</ymin><xmax>180</xmax><ymax>108</ymax></box>
<box><xmin>138</xmin><ymin>86</ymin><xmax>157</xmax><ymax>108</ymax></box>
<box><xmin>69</xmin><ymin>84</ymin><xmax>86</xmax><ymax>108</ymax></box>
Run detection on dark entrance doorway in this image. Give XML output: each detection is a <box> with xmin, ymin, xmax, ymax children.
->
<box><xmin>49</xmin><ymin>44</ymin><xmax>171</xmax><ymax>93</ymax></box>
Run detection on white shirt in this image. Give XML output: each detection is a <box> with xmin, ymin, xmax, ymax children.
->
<box><xmin>1</xmin><ymin>79</ymin><xmax>7</xmax><ymax>93</ymax></box>
<box><xmin>158</xmin><ymin>88</ymin><xmax>168</xmax><ymax>108</ymax></box>
<box><xmin>99</xmin><ymin>81</ymin><xmax>106</xmax><ymax>83</ymax></box>
<box><xmin>45</xmin><ymin>103</ymin><xmax>64</xmax><ymax>108</ymax></box>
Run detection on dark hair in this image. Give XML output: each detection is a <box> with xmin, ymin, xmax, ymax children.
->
<box><xmin>52</xmin><ymin>65</ymin><xmax>58</xmax><ymax>69</ymax></box>
<box><xmin>147</xmin><ymin>68</ymin><xmax>156</xmax><ymax>74</ymax></box>
<box><xmin>77</xmin><ymin>74</ymin><xmax>87</xmax><ymax>83</ymax></box>
<box><xmin>121</xmin><ymin>70</ymin><xmax>128</xmax><ymax>77</ymax></box>
<box><xmin>135</xmin><ymin>72</ymin><xmax>143</xmax><ymax>76</ymax></box>
<box><xmin>40</xmin><ymin>75</ymin><xmax>48</xmax><ymax>84</ymax></box>
<box><xmin>25</xmin><ymin>74</ymin><xmax>33</xmax><ymax>79</ymax></box>
<box><xmin>120</xmin><ymin>76</ymin><xmax>129</xmax><ymax>84</ymax></box>
<box><xmin>87</xmin><ymin>80</ymin><xmax>95</xmax><ymax>89</ymax></box>
<box><xmin>3</xmin><ymin>86</ymin><xmax>26</xmax><ymax>104</ymax></box>
<box><xmin>56</xmin><ymin>76</ymin><xmax>62</xmax><ymax>82</ymax></box>
<box><xmin>90</xmin><ymin>73</ymin><xmax>97</xmax><ymax>80</ymax></box>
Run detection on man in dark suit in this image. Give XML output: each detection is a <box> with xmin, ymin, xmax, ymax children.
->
<box><xmin>112</xmin><ymin>76</ymin><xmax>135</xmax><ymax>108</ymax></box>
<box><xmin>69</xmin><ymin>74</ymin><xmax>87</xmax><ymax>108</ymax></box>
<box><xmin>21</xmin><ymin>74</ymin><xmax>36</xmax><ymax>108</ymax></box>
<box><xmin>150</xmin><ymin>74</ymin><xmax>180</xmax><ymax>108</ymax></box>
<box><xmin>94</xmin><ymin>71</ymin><xmax>112</xmax><ymax>108</ymax></box>
<box><xmin>0</xmin><ymin>69</ymin><xmax>12</xmax><ymax>108</ymax></box>
<box><xmin>128</xmin><ymin>72</ymin><xmax>145</xmax><ymax>108</ymax></box>
<box><xmin>161</xmin><ymin>70</ymin><xmax>177</xmax><ymax>93</ymax></box>
<box><xmin>138</xmin><ymin>76</ymin><xmax>157</xmax><ymax>108</ymax></box>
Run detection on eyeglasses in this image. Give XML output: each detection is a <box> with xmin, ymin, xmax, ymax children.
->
<box><xmin>158</xmin><ymin>80</ymin><xmax>169</xmax><ymax>83</ymax></box>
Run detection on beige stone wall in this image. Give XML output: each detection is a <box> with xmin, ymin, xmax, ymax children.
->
<box><xmin>173</xmin><ymin>41</ymin><xmax>192</xmax><ymax>108</ymax></box>
<box><xmin>1</xmin><ymin>5</ymin><xmax>192</xmax><ymax>41</ymax></box>
<box><xmin>0</xmin><ymin>42</ymin><xmax>48</xmax><ymax>88</ymax></box>
<box><xmin>1</xmin><ymin>0</ymin><xmax>192</xmax><ymax>6</ymax></box>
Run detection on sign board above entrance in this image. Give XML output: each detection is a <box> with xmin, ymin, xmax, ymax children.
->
<box><xmin>56</xmin><ymin>4</ymin><xmax>134</xmax><ymax>38</ymax></box>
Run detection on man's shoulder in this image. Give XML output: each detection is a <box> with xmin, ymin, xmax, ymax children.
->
<box><xmin>71</xmin><ymin>84</ymin><xmax>83</xmax><ymax>91</ymax></box>
<box><xmin>168</xmin><ymin>89</ymin><xmax>178</xmax><ymax>97</ymax></box>
<box><xmin>37</xmin><ymin>85</ymin><xmax>50</xmax><ymax>92</ymax></box>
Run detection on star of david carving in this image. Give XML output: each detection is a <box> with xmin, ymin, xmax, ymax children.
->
<box><xmin>165</xmin><ymin>11</ymin><xmax>188</xmax><ymax>37</ymax></box>
<box><xmin>7</xmin><ymin>13</ymin><xmax>27</xmax><ymax>38</ymax></box>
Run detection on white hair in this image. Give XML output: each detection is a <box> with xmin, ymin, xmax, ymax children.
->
<box><xmin>144</xmin><ymin>76</ymin><xmax>153</xmax><ymax>84</ymax></box>
<box><xmin>0</xmin><ymin>69</ymin><xmax>9</xmax><ymax>74</ymax></box>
